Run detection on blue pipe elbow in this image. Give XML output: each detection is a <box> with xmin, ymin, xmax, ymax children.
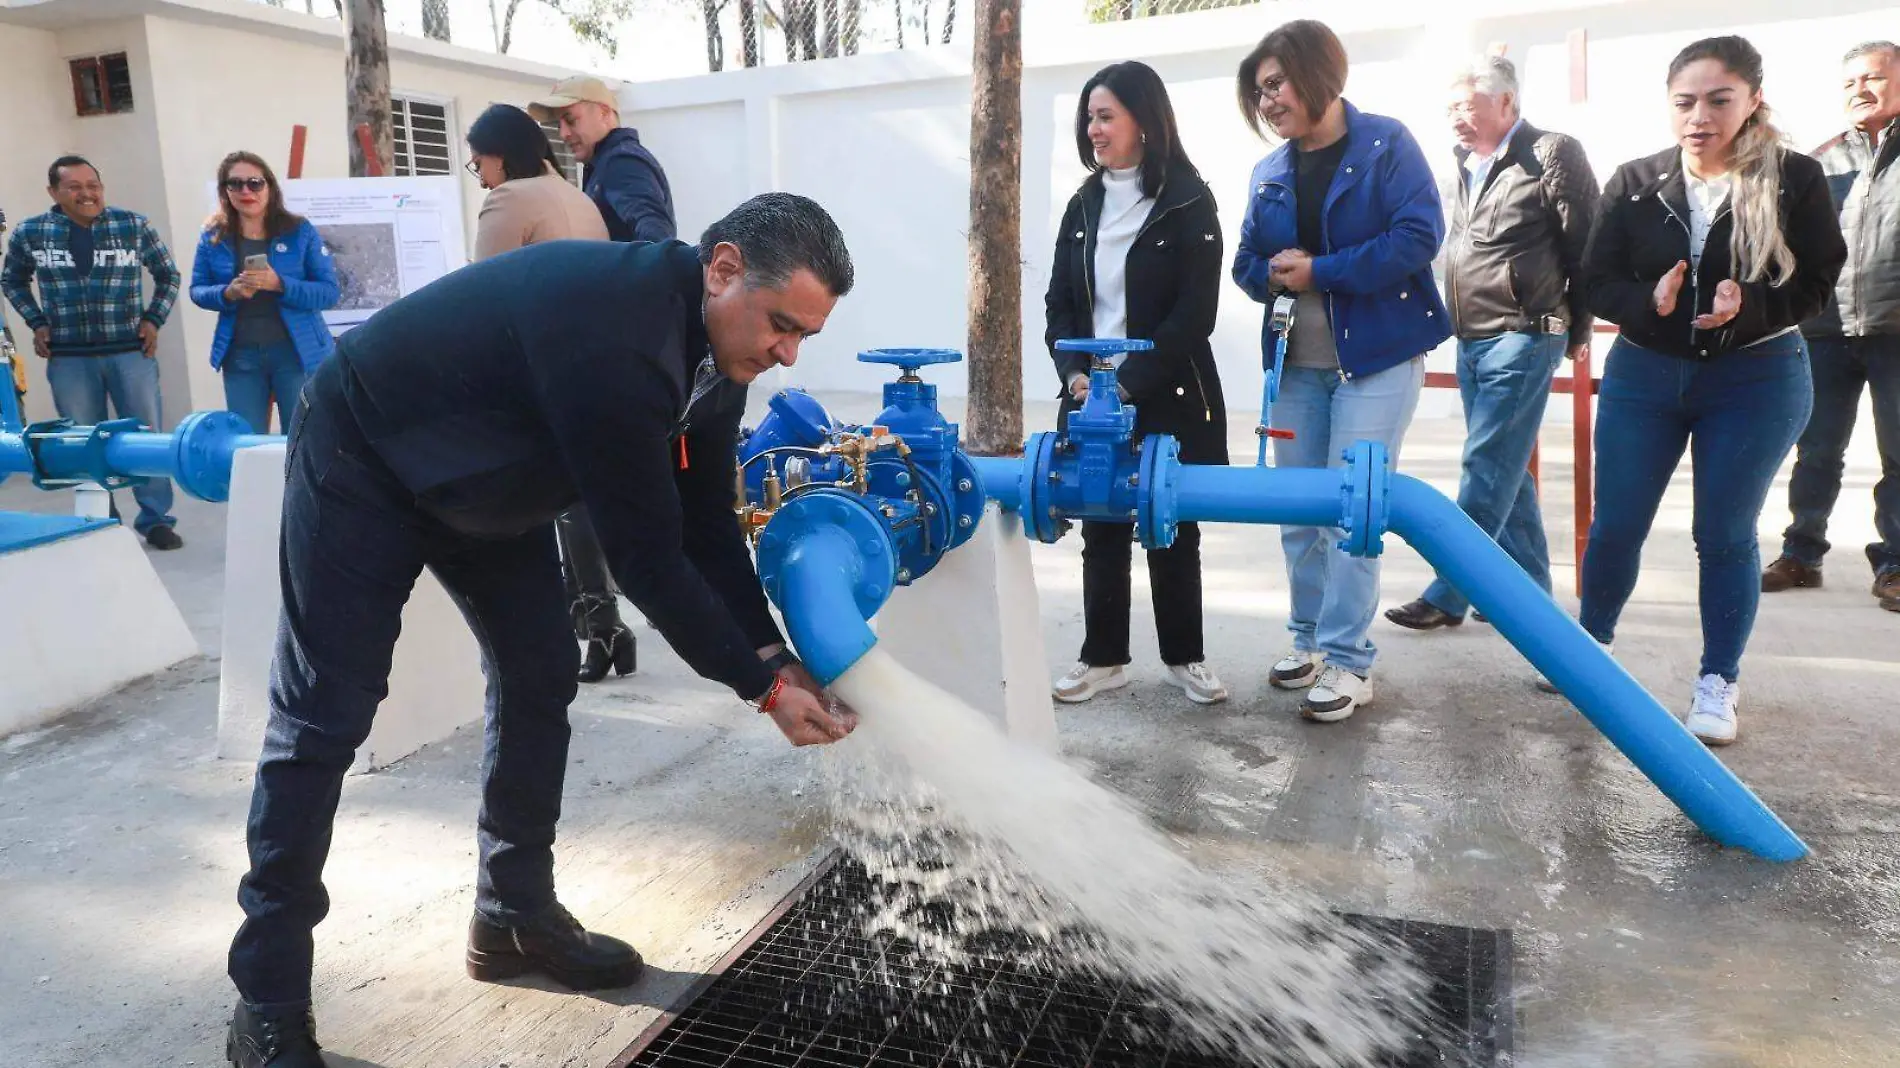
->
<box><xmin>772</xmin><ymin>524</ymin><xmax>880</xmax><ymax>685</ymax></box>
<box><xmin>1384</xmin><ymin>475</ymin><xmax>1808</xmax><ymax>862</ymax></box>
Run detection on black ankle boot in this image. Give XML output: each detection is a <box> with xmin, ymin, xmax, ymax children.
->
<box><xmin>467</xmin><ymin>902</ymin><xmax>645</xmax><ymax>990</ymax></box>
<box><xmin>577</xmin><ymin>625</ymin><xmax>636</xmax><ymax>684</ymax></box>
<box><xmin>227</xmin><ymin>1001</ymin><xmax>324</xmax><ymax>1068</ymax></box>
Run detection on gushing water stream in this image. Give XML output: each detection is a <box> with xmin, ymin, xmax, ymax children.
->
<box><xmin>824</xmin><ymin>649</ymin><xmax>1437</xmax><ymax>1066</ymax></box>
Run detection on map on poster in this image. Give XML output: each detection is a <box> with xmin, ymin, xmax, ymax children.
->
<box><xmin>278</xmin><ymin>176</ymin><xmax>467</xmax><ymax>333</ymax></box>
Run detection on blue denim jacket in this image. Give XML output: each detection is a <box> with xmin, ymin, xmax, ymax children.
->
<box><xmin>1232</xmin><ymin>100</ymin><xmax>1451</xmax><ymax>378</ymax></box>
<box><xmin>189</xmin><ymin>218</ymin><xmax>339</xmax><ymax>372</ymax></box>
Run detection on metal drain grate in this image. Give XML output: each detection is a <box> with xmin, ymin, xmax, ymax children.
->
<box><xmin>613</xmin><ymin>851</ymin><xmax>1512</xmax><ymax>1067</ymax></box>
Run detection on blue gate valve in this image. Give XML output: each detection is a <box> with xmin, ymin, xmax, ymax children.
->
<box><xmin>1017</xmin><ymin>338</ymin><xmax>1182</xmax><ymax>550</ymax></box>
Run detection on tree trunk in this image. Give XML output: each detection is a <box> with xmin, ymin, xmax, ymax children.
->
<box><xmin>703</xmin><ymin>0</ymin><xmax>725</xmax><ymax>70</ymax></box>
<box><xmin>842</xmin><ymin>0</ymin><xmax>861</xmax><ymax>53</ymax></box>
<box><xmin>738</xmin><ymin>0</ymin><xmax>760</xmax><ymax>66</ymax></box>
<box><xmin>344</xmin><ymin>0</ymin><xmax>393</xmax><ymax>178</ymax></box>
<box><xmin>421</xmin><ymin>0</ymin><xmax>450</xmax><ymax>40</ymax></box>
<box><xmin>940</xmin><ymin>0</ymin><xmax>954</xmax><ymax>42</ymax></box>
<box><xmin>498</xmin><ymin>0</ymin><xmax>524</xmax><ymax>52</ymax></box>
<box><xmin>821</xmin><ymin>0</ymin><xmax>839</xmax><ymax>57</ymax></box>
<box><xmin>963</xmin><ymin>0</ymin><xmax>1022</xmax><ymax>456</ymax></box>
<box><xmin>893</xmin><ymin>0</ymin><xmax>903</xmax><ymax>49</ymax></box>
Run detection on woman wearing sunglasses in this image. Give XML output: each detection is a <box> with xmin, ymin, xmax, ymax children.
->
<box><xmin>188</xmin><ymin>151</ymin><xmax>339</xmax><ymax>433</ymax></box>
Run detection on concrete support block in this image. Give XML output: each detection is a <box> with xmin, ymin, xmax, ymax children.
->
<box><xmin>216</xmin><ymin>444</ymin><xmax>486</xmax><ymax>771</ymax></box>
<box><xmin>874</xmin><ymin>502</ymin><xmax>1058</xmax><ymax>752</ymax></box>
<box><xmin>0</xmin><ymin>525</ymin><xmax>198</xmax><ymax>738</ymax></box>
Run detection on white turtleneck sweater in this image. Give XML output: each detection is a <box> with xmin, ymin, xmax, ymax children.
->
<box><xmin>1090</xmin><ymin>164</ymin><xmax>1155</xmax><ymax>364</ymax></box>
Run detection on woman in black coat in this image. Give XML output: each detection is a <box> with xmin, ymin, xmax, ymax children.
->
<box><xmin>1578</xmin><ymin>35</ymin><xmax>1846</xmax><ymax>746</ymax></box>
<box><xmin>1045</xmin><ymin>60</ymin><xmax>1230</xmax><ymax>706</ymax></box>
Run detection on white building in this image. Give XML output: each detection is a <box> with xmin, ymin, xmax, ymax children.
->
<box><xmin>2</xmin><ymin>0</ymin><xmax>1894</xmax><ymax>424</ymax></box>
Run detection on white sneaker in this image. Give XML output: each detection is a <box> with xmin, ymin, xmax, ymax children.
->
<box><xmin>1166</xmin><ymin>662</ymin><xmax>1229</xmax><ymax>704</ymax></box>
<box><xmin>1269</xmin><ymin>649</ymin><xmax>1322</xmax><ymax>690</ymax></box>
<box><xmin>1052</xmin><ymin>662</ymin><xmax>1127</xmax><ymax>704</ymax></box>
<box><xmin>1684</xmin><ymin>674</ymin><xmax>1739</xmax><ymax>746</ymax></box>
<box><xmin>1536</xmin><ymin>638</ymin><xmax>1613</xmax><ymax>694</ymax></box>
<box><xmin>1302</xmin><ymin>665</ymin><xmax>1374</xmax><ymax>723</ymax></box>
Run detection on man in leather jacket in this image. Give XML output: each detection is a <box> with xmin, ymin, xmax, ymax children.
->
<box><xmin>1386</xmin><ymin>55</ymin><xmax>1599</xmax><ymax>634</ymax></box>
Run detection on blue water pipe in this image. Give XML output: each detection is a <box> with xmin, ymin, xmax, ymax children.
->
<box><xmin>743</xmin><ymin>349</ymin><xmax>985</xmax><ymax>685</ymax></box>
<box><xmin>968</xmin><ymin>346</ymin><xmax>1806</xmax><ymax>862</ymax></box>
<box><xmin>0</xmin><ymin>410</ymin><xmax>280</xmax><ymax>502</ymax></box>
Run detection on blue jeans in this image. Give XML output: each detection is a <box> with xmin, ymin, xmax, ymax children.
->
<box><xmin>1272</xmin><ymin>358</ymin><xmax>1425</xmax><ymax>675</ymax></box>
<box><xmin>1580</xmin><ymin>335</ymin><xmax>1812</xmax><ymax>682</ymax></box>
<box><xmin>229</xmin><ymin>363</ymin><xmax>578</xmax><ymax>1007</ymax></box>
<box><xmin>1781</xmin><ymin>334</ymin><xmax>1900</xmax><ymax>574</ymax></box>
<box><xmin>1422</xmin><ymin>332</ymin><xmax>1563</xmax><ymax>616</ymax></box>
<box><xmin>222</xmin><ymin>340</ymin><xmax>307</xmax><ymax>434</ymax></box>
<box><xmin>45</xmin><ymin>351</ymin><xmax>177</xmax><ymax>534</ymax></box>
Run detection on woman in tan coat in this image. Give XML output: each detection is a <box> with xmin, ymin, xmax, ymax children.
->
<box><xmin>466</xmin><ymin>104</ymin><xmax>630</xmax><ymax>683</ymax></box>
<box><xmin>468</xmin><ymin>103</ymin><xmax>608</xmax><ymax>260</ymax></box>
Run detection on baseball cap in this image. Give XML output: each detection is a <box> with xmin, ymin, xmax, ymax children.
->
<box><xmin>526</xmin><ymin>75</ymin><xmax>620</xmax><ymax>121</ymax></box>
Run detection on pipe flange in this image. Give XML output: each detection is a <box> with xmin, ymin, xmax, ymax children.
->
<box><xmin>1135</xmin><ymin>432</ymin><xmax>1182</xmax><ymax>550</ymax></box>
<box><xmin>754</xmin><ymin>489</ymin><xmax>896</xmax><ymax>618</ymax></box>
<box><xmin>946</xmin><ymin>451</ymin><xmax>986</xmax><ymax>551</ymax></box>
<box><xmin>1019</xmin><ymin>431</ymin><xmax>1070</xmax><ymax>544</ymax></box>
<box><xmin>1339</xmin><ymin>440</ymin><xmax>1390</xmax><ymax>558</ymax></box>
<box><xmin>170</xmin><ymin>410</ymin><xmax>251</xmax><ymax>502</ymax></box>
<box><xmin>865</xmin><ymin>456</ymin><xmax>950</xmax><ymax>583</ymax></box>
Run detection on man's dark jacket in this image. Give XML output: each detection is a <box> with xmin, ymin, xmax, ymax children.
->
<box><xmin>583</xmin><ymin>128</ymin><xmax>677</xmax><ymax>243</ymax></box>
<box><xmin>328</xmin><ymin>239</ymin><xmax>779</xmax><ymax>699</ymax></box>
<box><xmin>1443</xmin><ymin>120</ymin><xmax>1599</xmax><ymax>349</ymax></box>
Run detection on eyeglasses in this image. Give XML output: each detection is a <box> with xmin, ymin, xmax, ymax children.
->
<box><xmin>1252</xmin><ymin>75</ymin><xmax>1290</xmax><ymax>104</ymax></box>
<box><xmin>223</xmin><ymin>177</ymin><xmax>269</xmax><ymax>193</ymax></box>
<box><xmin>465</xmin><ymin>158</ymin><xmax>482</xmax><ymax>179</ymax></box>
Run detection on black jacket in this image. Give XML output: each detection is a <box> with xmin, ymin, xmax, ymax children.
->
<box><xmin>583</xmin><ymin>128</ymin><xmax>677</xmax><ymax>243</ymax></box>
<box><xmin>1045</xmin><ymin>164</ymin><xmax>1228</xmax><ymax>465</ymax></box>
<box><xmin>1444</xmin><ymin>121</ymin><xmax>1598</xmax><ymax>346</ymax></box>
<box><xmin>330</xmin><ymin>239</ymin><xmax>780</xmax><ymax>700</ymax></box>
<box><xmin>1583</xmin><ymin>146</ymin><xmax>1846</xmax><ymax>360</ymax></box>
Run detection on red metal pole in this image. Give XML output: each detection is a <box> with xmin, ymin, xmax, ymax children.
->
<box><xmin>287</xmin><ymin>124</ymin><xmax>308</xmax><ymax>179</ymax></box>
<box><xmin>1572</xmin><ymin>343</ymin><xmax>1597</xmax><ymax>576</ymax></box>
<box><xmin>354</xmin><ymin>123</ymin><xmax>385</xmax><ymax>177</ymax></box>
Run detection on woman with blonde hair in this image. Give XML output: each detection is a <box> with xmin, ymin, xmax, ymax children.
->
<box><xmin>1580</xmin><ymin>35</ymin><xmax>1846</xmax><ymax>744</ymax></box>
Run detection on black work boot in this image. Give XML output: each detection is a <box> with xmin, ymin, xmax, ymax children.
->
<box><xmin>467</xmin><ymin>902</ymin><xmax>645</xmax><ymax>991</ymax></box>
<box><xmin>227</xmin><ymin>1001</ymin><xmax>324</xmax><ymax>1068</ymax></box>
<box><xmin>1383</xmin><ymin>598</ymin><xmax>1464</xmax><ymax>631</ymax></box>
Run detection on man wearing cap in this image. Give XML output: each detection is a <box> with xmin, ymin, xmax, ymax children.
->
<box><xmin>529</xmin><ymin>75</ymin><xmax>683</xmax><ymax>683</ymax></box>
<box><xmin>528</xmin><ymin>74</ymin><xmax>677</xmax><ymax>243</ymax></box>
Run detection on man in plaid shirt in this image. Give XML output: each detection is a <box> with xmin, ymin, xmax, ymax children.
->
<box><xmin>2</xmin><ymin>155</ymin><xmax>184</xmax><ymax>548</ymax></box>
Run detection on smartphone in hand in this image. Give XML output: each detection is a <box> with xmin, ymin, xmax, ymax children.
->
<box><xmin>243</xmin><ymin>253</ymin><xmax>269</xmax><ymax>272</ymax></box>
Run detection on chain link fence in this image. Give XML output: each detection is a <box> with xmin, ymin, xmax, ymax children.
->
<box><xmin>699</xmin><ymin>0</ymin><xmax>1267</xmax><ymax>73</ymax></box>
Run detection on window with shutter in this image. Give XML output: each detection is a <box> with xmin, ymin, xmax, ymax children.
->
<box><xmin>392</xmin><ymin>95</ymin><xmax>454</xmax><ymax>177</ymax></box>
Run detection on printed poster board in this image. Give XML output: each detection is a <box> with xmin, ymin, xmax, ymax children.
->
<box><xmin>277</xmin><ymin>176</ymin><xmax>467</xmax><ymax>335</ymax></box>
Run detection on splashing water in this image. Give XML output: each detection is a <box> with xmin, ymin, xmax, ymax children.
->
<box><xmin>824</xmin><ymin>648</ymin><xmax>1438</xmax><ymax>1067</ymax></box>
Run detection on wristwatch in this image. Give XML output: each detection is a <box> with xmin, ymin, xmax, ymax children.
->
<box><xmin>761</xmin><ymin>648</ymin><xmax>801</xmax><ymax>674</ymax></box>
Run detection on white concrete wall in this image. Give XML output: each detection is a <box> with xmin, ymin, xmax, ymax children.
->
<box><xmin>616</xmin><ymin>0</ymin><xmax>1900</xmax><ymax>415</ymax></box>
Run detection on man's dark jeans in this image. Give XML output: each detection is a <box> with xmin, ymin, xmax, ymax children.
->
<box><xmin>228</xmin><ymin>363</ymin><xmax>579</xmax><ymax>1008</ymax></box>
<box><xmin>1781</xmin><ymin>334</ymin><xmax>1900</xmax><ymax>576</ymax></box>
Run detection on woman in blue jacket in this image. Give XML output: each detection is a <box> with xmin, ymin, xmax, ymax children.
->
<box><xmin>1233</xmin><ymin>20</ymin><xmax>1451</xmax><ymax>723</ymax></box>
<box><xmin>190</xmin><ymin>151</ymin><xmax>338</xmax><ymax>433</ymax></box>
